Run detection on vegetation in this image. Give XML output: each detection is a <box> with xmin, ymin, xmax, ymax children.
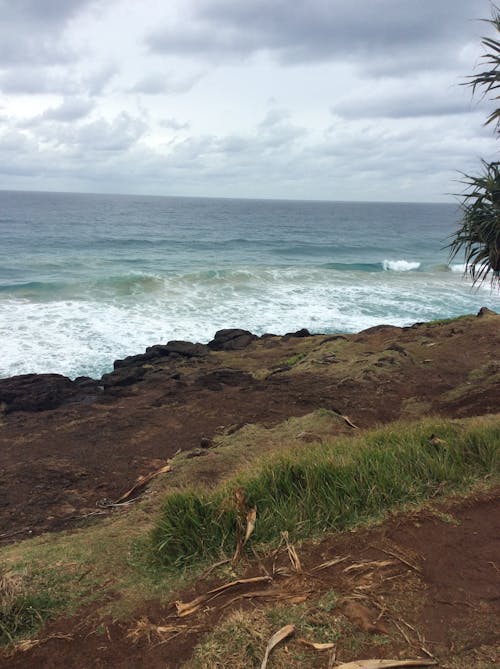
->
<box><xmin>150</xmin><ymin>418</ymin><xmax>500</xmax><ymax>569</ymax></box>
<box><xmin>450</xmin><ymin>6</ymin><xmax>500</xmax><ymax>286</ymax></box>
<box><xmin>0</xmin><ymin>572</ymin><xmax>60</xmax><ymax>645</ymax></box>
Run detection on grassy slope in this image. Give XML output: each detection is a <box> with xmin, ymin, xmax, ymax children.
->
<box><xmin>1</xmin><ymin>412</ymin><xmax>499</xmax><ymax>647</ymax></box>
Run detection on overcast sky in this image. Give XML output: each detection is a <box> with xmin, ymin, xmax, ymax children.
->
<box><xmin>0</xmin><ymin>0</ymin><xmax>498</xmax><ymax>202</ymax></box>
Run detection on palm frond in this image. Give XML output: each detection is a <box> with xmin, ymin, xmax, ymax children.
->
<box><xmin>449</xmin><ymin>162</ymin><xmax>500</xmax><ymax>288</ymax></box>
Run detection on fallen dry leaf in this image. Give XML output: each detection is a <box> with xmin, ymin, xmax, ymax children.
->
<box><xmin>244</xmin><ymin>506</ymin><xmax>257</xmax><ymax>544</ymax></box>
<box><xmin>311</xmin><ymin>555</ymin><xmax>349</xmax><ymax>572</ymax></box>
<box><xmin>115</xmin><ymin>463</ymin><xmax>171</xmax><ymax>503</ymax></box>
<box><xmin>232</xmin><ymin>505</ymin><xmax>258</xmax><ymax>564</ymax></box>
<box><xmin>297</xmin><ymin>638</ymin><xmax>336</xmax><ymax>651</ymax></box>
<box><xmin>334</xmin><ymin>659</ymin><xmax>436</xmax><ymax>669</ymax></box>
<box><xmin>342</xmin><ymin>414</ymin><xmax>359</xmax><ymax>429</ymax></box>
<box><xmin>282</xmin><ymin>531</ymin><xmax>302</xmax><ymax>573</ymax></box>
<box><xmin>342</xmin><ymin>600</ymin><xmax>389</xmax><ymax>634</ymax></box>
<box><xmin>175</xmin><ymin>575</ymin><xmax>272</xmax><ymax>617</ymax></box>
<box><xmin>343</xmin><ymin>560</ymin><xmax>394</xmax><ymax>573</ymax></box>
<box><xmin>127</xmin><ymin>617</ymin><xmax>186</xmax><ymax>643</ymax></box>
<box><xmin>260</xmin><ymin>624</ymin><xmax>295</xmax><ymax>669</ymax></box>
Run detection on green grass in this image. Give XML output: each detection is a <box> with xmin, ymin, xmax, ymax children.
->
<box><xmin>0</xmin><ymin>572</ymin><xmax>63</xmax><ymax>644</ymax></box>
<box><xmin>283</xmin><ymin>352</ymin><xmax>308</xmax><ymax>367</ymax></box>
<box><xmin>150</xmin><ymin>418</ymin><xmax>500</xmax><ymax>569</ymax></box>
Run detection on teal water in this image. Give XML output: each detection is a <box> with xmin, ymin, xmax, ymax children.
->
<box><xmin>1</xmin><ymin>190</ymin><xmax>499</xmax><ymax>379</ymax></box>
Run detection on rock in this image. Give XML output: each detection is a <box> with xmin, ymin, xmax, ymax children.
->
<box><xmin>477</xmin><ymin>306</ymin><xmax>497</xmax><ymax>317</ymax></box>
<box><xmin>101</xmin><ymin>365</ymin><xmax>147</xmax><ymax>388</ymax></box>
<box><xmin>73</xmin><ymin>376</ymin><xmax>99</xmax><ymax>389</ymax></box>
<box><xmin>114</xmin><ymin>351</ymin><xmax>158</xmax><ymax>370</ymax></box>
<box><xmin>0</xmin><ymin>373</ymin><xmax>76</xmax><ymax>413</ymax></box>
<box><xmin>207</xmin><ymin>329</ymin><xmax>257</xmax><ymax>351</ymax></box>
<box><xmin>185</xmin><ymin>448</ymin><xmax>208</xmax><ymax>459</ymax></box>
<box><xmin>113</xmin><ymin>341</ymin><xmax>209</xmax><ymax>370</ymax></box>
<box><xmin>165</xmin><ymin>341</ymin><xmax>210</xmax><ymax>357</ymax></box>
<box><xmin>284</xmin><ymin>328</ymin><xmax>311</xmax><ymax>338</ymax></box>
<box><xmin>146</xmin><ymin>340</ymin><xmax>209</xmax><ymax>358</ymax></box>
<box><xmin>200</xmin><ymin>436</ymin><xmax>213</xmax><ymax>448</ymax></box>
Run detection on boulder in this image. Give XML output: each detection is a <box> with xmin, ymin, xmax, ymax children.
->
<box><xmin>477</xmin><ymin>306</ymin><xmax>497</xmax><ymax>317</ymax></box>
<box><xmin>164</xmin><ymin>340</ymin><xmax>209</xmax><ymax>357</ymax></box>
<box><xmin>113</xmin><ymin>350</ymin><xmax>159</xmax><ymax>370</ymax></box>
<box><xmin>101</xmin><ymin>365</ymin><xmax>147</xmax><ymax>388</ymax></box>
<box><xmin>0</xmin><ymin>373</ymin><xmax>76</xmax><ymax>412</ymax></box>
<box><xmin>283</xmin><ymin>328</ymin><xmax>311</xmax><ymax>338</ymax></box>
<box><xmin>207</xmin><ymin>329</ymin><xmax>257</xmax><ymax>351</ymax></box>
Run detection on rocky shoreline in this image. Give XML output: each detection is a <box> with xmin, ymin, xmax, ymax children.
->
<box><xmin>1</xmin><ymin>309</ymin><xmax>499</xmax><ymax>544</ymax></box>
<box><xmin>0</xmin><ymin>327</ymin><xmax>315</xmax><ymax>413</ymax></box>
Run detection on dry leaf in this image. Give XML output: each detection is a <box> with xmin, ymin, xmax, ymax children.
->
<box><xmin>232</xmin><ymin>505</ymin><xmax>258</xmax><ymax>564</ymax></box>
<box><xmin>260</xmin><ymin>624</ymin><xmax>295</xmax><ymax>669</ymax></box>
<box><xmin>342</xmin><ymin>414</ymin><xmax>359</xmax><ymax>429</ymax></box>
<box><xmin>334</xmin><ymin>660</ymin><xmax>437</xmax><ymax>669</ymax></box>
<box><xmin>297</xmin><ymin>638</ymin><xmax>336</xmax><ymax>651</ymax></box>
<box><xmin>175</xmin><ymin>575</ymin><xmax>272</xmax><ymax>617</ymax></box>
<box><xmin>311</xmin><ymin>555</ymin><xmax>349</xmax><ymax>572</ymax></box>
<box><xmin>115</xmin><ymin>463</ymin><xmax>171</xmax><ymax>503</ymax></box>
<box><xmin>282</xmin><ymin>531</ymin><xmax>302</xmax><ymax>573</ymax></box>
<box><xmin>244</xmin><ymin>506</ymin><xmax>257</xmax><ymax>544</ymax></box>
<box><xmin>342</xmin><ymin>601</ymin><xmax>389</xmax><ymax>634</ymax></box>
<box><xmin>127</xmin><ymin>617</ymin><xmax>186</xmax><ymax>643</ymax></box>
<box><xmin>343</xmin><ymin>560</ymin><xmax>394</xmax><ymax>574</ymax></box>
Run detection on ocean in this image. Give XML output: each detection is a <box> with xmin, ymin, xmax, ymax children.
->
<box><xmin>1</xmin><ymin>190</ymin><xmax>499</xmax><ymax>380</ymax></box>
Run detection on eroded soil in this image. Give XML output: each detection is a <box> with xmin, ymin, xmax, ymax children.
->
<box><xmin>0</xmin><ymin>312</ymin><xmax>499</xmax><ymax>667</ymax></box>
<box><xmin>1</xmin><ymin>312</ymin><xmax>499</xmax><ymax>542</ymax></box>
<box><xmin>1</xmin><ymin>490</ymin><xmax>498</xmax><ymax>668</ymax></box>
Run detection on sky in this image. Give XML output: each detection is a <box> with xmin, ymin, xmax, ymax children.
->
<box><xmin>0</xmin><ymin>0</ymin><xmax>498</xmax><ymax>202</ymax></box>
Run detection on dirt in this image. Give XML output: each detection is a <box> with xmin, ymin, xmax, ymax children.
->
<box><xmin>1</xmin><ymin>490</ymin><xmax>498</xmax><ymax>668</ymax></box>
<box><xmin>0</xmin><ymin>311</ymin><xmax>499</xmax><ymax>667</ymax></box>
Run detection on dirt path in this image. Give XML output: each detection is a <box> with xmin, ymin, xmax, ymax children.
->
<box><xmin>2</xmin><ymin>490</ymin><xmax>498</xmax><ymax>668</ymax></box>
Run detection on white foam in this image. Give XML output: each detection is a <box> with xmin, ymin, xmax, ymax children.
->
<box><xmin>2</xmin><ymin>266</ymin><xmax>500</xmax><ymax>380</ymax></box>
<box><xmin>382</xmin><ymin>259</ymin><xmax>421</xmax><ymax>272</ymax></box>
<box><xmin>449</xmin><ymin>263</ymin><xmax>467</xmax><ymax>273</ymax></box>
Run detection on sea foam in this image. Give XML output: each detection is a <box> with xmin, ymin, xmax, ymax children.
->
<box><xmin>382</xmin><ymin>259</ymin><xmax>421</xmax><ymax>272</ymax></box>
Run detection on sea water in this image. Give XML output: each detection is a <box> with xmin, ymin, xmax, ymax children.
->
<box><xmin>1</xmin><ymin>190</ymin><xmax>499</xmax><ymax>380</ymax></box>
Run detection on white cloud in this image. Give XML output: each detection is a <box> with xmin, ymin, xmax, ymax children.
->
<box><xmin>0</xmin><ymin>0</ymin><xmax>497</xmax><ymax>202</ymax></box>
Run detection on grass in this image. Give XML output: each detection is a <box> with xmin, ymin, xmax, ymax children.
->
<box><xmin>184</xmin><ymin>597</ymin><xmax>389</xmax><ymax>669</ymax></box>
<box><xmin>0</xmin><ymin>571</ymin><xmax>62</xmax><ymax>644</ymax></box>
<box><xmin>1</xmin><ymin>414</ymin><xmax>498</xmax><ymax>648</ymax></box>
<box><xmin>151</xmin><ymin>417</ymin><xmax>500</xmax><ymax>569</ymax></box>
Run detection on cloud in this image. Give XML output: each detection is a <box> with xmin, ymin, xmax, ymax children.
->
<box><xmin>0</xmin><ymin>0</ymin><xmax>95</xmax><ymax>66</ymax></box>
<box><xmin>0</xmin><ymin>63</ymin><xmax>117</xmax><ymax>97</ymax></box>
<box><xmin>67</xmin><ymin>113</ymin><xmax>147</xmax><ymax>152</ymax></box>
<box><xmin>331</xmin><ymin>75</ymin><xmax>481</xmax><ymax>120</ymax></box>
<box><xmin>146</xmin><ymin>0</ymin><xmax>489</xmax><ymax>74</ymax></box>
<box><xmin>130</xmin><ymin>71</ymin><xmax>202</xmax><ymax>95</ymax></box>
<box><xmin>40</xmin><ymin>97</ymin><xmax>94</xmax><ymax>122</ymax></box>
<box><xmin>160</xmin><ymin>118</ymin><xmax>191</xmax><ymax>131</ymax></box>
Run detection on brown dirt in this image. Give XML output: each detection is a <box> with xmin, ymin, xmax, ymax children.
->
<box><xmin>1</xmin><ymin>490</ymin><xmax>498</xmax><ymax>668</ymax></box>
<box><xmin>0</xmin><ymin>312</ymin><xmax>499</xmax><ymax>667</ymax></box>
<box><xmin>1</xmin><ymin>312</ymin><xmax>499</xmax><ymax>543</ymax></box>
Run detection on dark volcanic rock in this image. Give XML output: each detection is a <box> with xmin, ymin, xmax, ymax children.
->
<box><xmin>284</xmin><ymin>328</ymin><xmax>311</xmax><ymax>338</ymax></box>
<box><xmin>0</xmin><ymin>374</ymin><xmax>76</xmax><ymax>412</ymax></box>
<box><xmin>114</xmin><ymin>351</ymin><xmax>159</xmax><ymax>370</ymax></box>
<box><xmin>207</xmin><ymin>329</ymin><xmax>257</xmax><ymax>351</ymax></box>
<box><xmin>113</xmin><ymin>341</ymin><xmax>209</xmax><ymax>371</ymax></box>
<box><xmin>146</xmin><ymin>341</ymin><xmax>209</xmax><ymax>358</ymax></box>
<box><xmin>477</xmin><ymin>306</ymin><xmax>497</xmax><ymax>317</ymax></box>
<box><xmin>101</xmin><ymin>366</ymin><xmax>148</xmax><ymax>388</ymax></box>
<box><xmin>165</xmin><ymin>341</ymin><xmax>209</xmax><ymax>357</ymax></box>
